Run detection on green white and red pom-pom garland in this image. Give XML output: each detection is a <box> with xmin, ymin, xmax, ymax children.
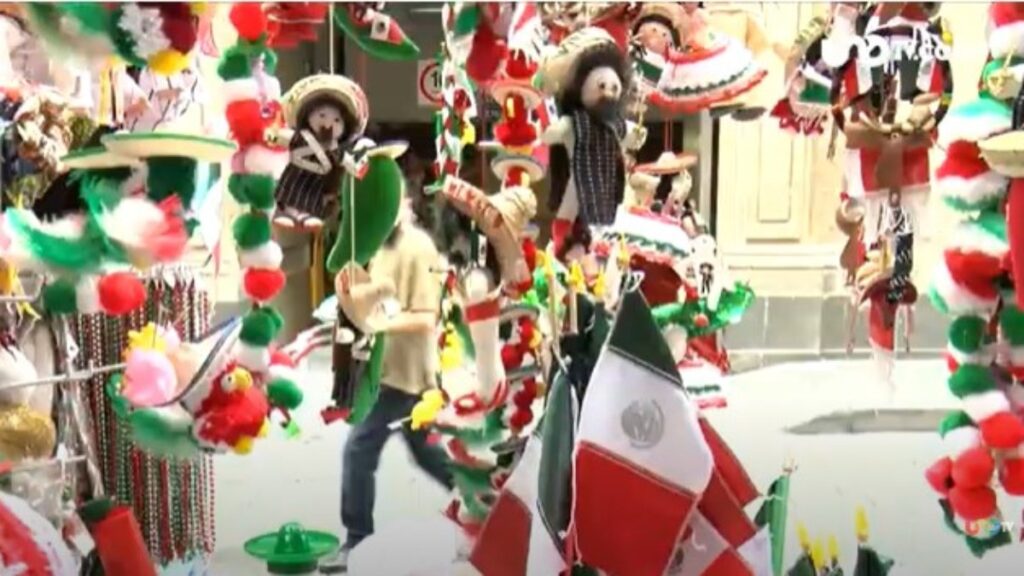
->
<box><xmin>219</xmin><ymin>3</ymin><xmax>291</xmax><ymax>376</ymax></box>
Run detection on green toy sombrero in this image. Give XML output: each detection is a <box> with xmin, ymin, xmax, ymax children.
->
<box><xmin>244</xmin><ymin>523</ymin><xmax>339</xmax><ymax>575</ymax></box>
<box><xmin>100</xmin><ymin>132</ymin><xmax>237</xmax><ymax>163</ymax></box>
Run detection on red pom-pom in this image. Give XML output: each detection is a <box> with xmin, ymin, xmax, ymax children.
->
<box><xmin>494</xmin><ymin>120</ymin><xmax>537</xmax><ymax>148</ymax></box>
<box><xmin>230</xmin><ymin>4</ymin><xmax>269</xmax><ymax>41</ymax></box>
<box><xmin>512</xmin><ymin>390</ymin><xmax>533</xmax><ymax>410</ymax></box>
<box><xmin>269</xmin><ymin>349</ymin><xmax>296</xmax><ymax>369</ymax></box>
<box><xmin>226</xmin><ymin>101</ymin><xmax>266</xmax><ymax>146</ymax></box>
<box><xmin>159</xmin><ymin>5</ymin><xmax>199</xmax><ymax>53</ymax></box>
<box><xmin>977</xmin><ymin>412</ymin><xmax>1024</xmax><ymax>449</ymax></box>
<box><xmin>520</xmin><ymin>377</ymin><xmax>538</xmax><ymax>398</ymax></box>
<box><xmin>1000</xmin><ymin>458</ymin><xmax>1024</xmax><ymax>495</ymax></box>
<box><xmin>518</xmin><ymin>319</ymin><xmax>535</xmax><ymax>346</ymax></box>
<box><xmin>509</xmin><ymin>407</ymin><xmax>533</xmax><ymax>431</ymax></box>
<box><xmin>244</xmin><ymin>268</ymin><xmax>286</xmax><ymax>302</ymax></box>
<box><xmin>501</xmin><ymin>345</ymin><xmax>524</xmax><ymax>369</ymax></box>
<box><xmin>948</xmin><ymin>485</ymin><xmax>998</xmax><ymax>521</ymax></box>
<box><xmin>98</xmin><ymin>273</ymin><xmax>146</xmax><ymax>316</ymax></box>
<box><xmin>694</xmin><ymin>314</ymin><xmax>710</xmax><ymax>328</ymax></box>
<box><xmin>925</xmin><ymin>457</ymin><xmax>953</xmax><ymax>495</ymax></box>
<box><xmin>951</xmin><ymin>446</ymin><xmax>996</xmax><ymax>489</ymax></box>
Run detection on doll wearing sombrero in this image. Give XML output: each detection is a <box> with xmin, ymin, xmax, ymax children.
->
<box><xmin>541</xmin><ymin>27</ymin><xmax>647</xmax><ymax>258</ymax></box>
<box><xmin>631</xmin><ymin>150</ymin><xmax>697</xmax><ymax>223</ymax></box>
<box><xmin>274</xmin><ymin>74</ymin><xmax>370</xmax><ymax>230</ymax></box>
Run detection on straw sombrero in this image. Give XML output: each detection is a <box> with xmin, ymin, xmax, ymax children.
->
<box><xmin>281</xmin><ymin>74</ymin><xmax>369</xmax><ymax>140</ymax></box>
<box><xmin>442</xmin><ymin>176</ymin><xmax>537</xmax><ymax>289</ymax></box>
<box><xmin>336</xmin><ymin>263</ymin><xmax>396</xmax><ymax>334</ymax></box>
<box><xmin>245</xmin><ymin>523</ymin><xmax>339</xmax><ymax>575</ymax></box>
<box><xmin>101</xmin><ymin>132</ymin><xmax>237</xmax><ymax>163</ymax></box>
<box><xmin>61</xmin><ymin>148</ymin><xmax>142</xmax><ymax>171</ymax></box>
<box><xmin>539</xmin><ymin>26</ymin><xmax>618</xmax><ymax>97</ymax></box>
<box><xmin>160</xmin><ymin>319</ymin><xmax>243</xmax><ymax>412</ymax></box>
<box><xmin>633</xmin><ymin>3</ymin><xmax>685</xmax><ymax>33</ymax></box>
<box><xmin>979</xmin><ymin>130</ymin><xmax>1024</xmax><ymax>177</ymax></box>
<box><xmin>635</xmin><ymin>151</ymin><xmax>698</xmax><ymax>175</ymax></box>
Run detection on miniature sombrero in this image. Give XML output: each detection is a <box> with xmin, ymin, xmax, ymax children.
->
<box><xmin>489</xmin><ymin>78</ymin><xmax>545</xmax><ymax>110</ymax></box>
<box><xmin>491</xmin><ymin>153</ymin><xmax>545</xmax><ymax>184</ymax></box>
<box><xmin>161</xmin><ymin>318</ymin><xmax>243</xmax><ymax>412</ymax></box>
<box><xmin>101</xmin><ymin>131</ymin><xmax>236</xmax><ymax>163</ymax></box>
<box><xmin>442</xmin><ymin>175</ymin><xmax>537</xmax><ymax>290</ymax></box>
<box><xmin>245</xmin><ymin>522</ymin><xmax>339</xmax><ymax>575</ymax></box>
<box><xmin>979</xmin><ymin>131</ymin><xmax>1024</xmax><ymax>177</ymax></box>
<box><xmin>539</xmin><ymin>26</ymin><xmax>619</xmax><ymax>97</ymax></box>
<box><xmin>61</xmin><ymin>148</ymin><xmax>142</xmax><ymax>171</ymax></box>
<box><xmin>635</xmin><ymin>151</ymin><xmax>698</xmax><ymax>175</ymax></box>
<box><xmin>281</xmin><ymin>74</ymin><xmax>369</xmax><ymax>141</ymax></box>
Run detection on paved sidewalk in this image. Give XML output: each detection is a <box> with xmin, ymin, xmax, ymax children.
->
<box><xmin>207</xmin><ymin>358</ymin><xmax>1024</xmax><ymax>575</ymax></box>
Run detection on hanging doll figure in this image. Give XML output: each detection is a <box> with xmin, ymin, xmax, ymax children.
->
<box><xmin>541</xmin><ymin>26</ymin><xmax>646</xmax><ymax>258</ymax></box>
<box><xmin>274</xmin><ymin>74</ymin><xmax>369</xmax><ymax>230</ymax></box>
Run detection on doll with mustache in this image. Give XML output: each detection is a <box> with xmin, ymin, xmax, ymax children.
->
<box><xmin>274</xmin><ymin>91</ymin><xmax>361</xmax><ymax>230</ymax></box>
<box><xmin>543</xmin><ymin>27</ymin><xmax>646</xmax><ymax>257</ymax></box>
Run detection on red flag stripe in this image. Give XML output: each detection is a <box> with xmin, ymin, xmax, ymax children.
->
<box><xmin>703</xmin><ymin>548</ymin><xmax>755</xmax><ymax>576</ymax></box>
<box><xmin>574</xmin><ymin>442</ymin><xmax>699</xmax><ymax>576</ymax></box>
<box><xmin>699</xmin><ymin>419</ymin><xmax>758</xmax><ymax>507</ymax></box>
<box><xmin>698</xmin><ymin>471</ymin><xmax>758</xmax><ymax>548</ymax></box>
<box><xmin>470</xmin><ymin>493</ymin><xmax>531</xmax><ymax>576</ymax></box>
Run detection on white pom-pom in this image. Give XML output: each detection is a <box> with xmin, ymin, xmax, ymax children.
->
<box><xmin>76</xmin><ymin>276</ymin><xmax>102</xmax><ymax>315</ymax></box>
<box><xmin>236</xmin><ymin>343</ymin><xmax>271</xmax><ymax>374</ymax></box>
<box><xmin>223</xmin><ymin>78</ymin><xmax>260</xmax><ymax>104</ymax></box>
<box><xmin>239</xmin><ymin>242</ymin><xmax>284</xmax><ymax>270</ymax></box>
<box><xmin>244</xmin><ymin>145</ymin><xmax>290</xmax><ymax>179</ymax></box>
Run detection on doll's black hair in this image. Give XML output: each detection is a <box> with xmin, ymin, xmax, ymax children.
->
<box><xmin>631</xmin><ymin>15</ymin><xmax>681</xmax><ymax>48</ymax></box>
<box><xmin>557</xmin><ymin>43</ymin><xmax>633</xmax><ymax>114</ymax></box>
<box><xmin>295</xmin><ymin>94</ymin><xmax>360</xmax><ymax>146</ymax></box>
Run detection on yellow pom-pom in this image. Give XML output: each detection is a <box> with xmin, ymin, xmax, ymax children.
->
<box><xmin>127</xmin><ymin>323</ymin><xmax>166</xmax><ymax>353</ymax></box>
<box><xmin>461</xmin><ymin>123</ymin><xmax>477</xmax><ymax>145</ymax></box>
<box><xmin>411</xmin><ymin>390</ymin><xmax>445</xmax><ymax>430</ymax></box>
<box><xmin>529</xmin><ymin>327</ymin><xmax>543</xmax><ymax>349</ymax></box>
<box><xmin>148</xmin><ymin>50</ymin><xmax>189</xmax><ymax>76</ymax></box>
<box><xmin>796</xmin><ymin>522</ymin><xmax>810</xmax><ymax>550</ymax></box>
<box><xmin>568</xmin><ymin>262</ymin><xmax>584</xmax><ymax>291</ymax></box>
<box><xmin>592</xmin><ymin>270</ymin><xmax>606</xmax><ymax>299</ymax></box>
<box><xmin>855</xmin><ymin>506</ymin><xmax>869</xmax><ymax>542</ymax></box>
<box><xmin>810</xmin><ymin>539</ymin><xmax>824</xmax><ymax>571</ymax></box>
<box><xmin>233</xmin><ymin>436</ymin><xmax>254</xmax><ymax>455</ymax></box>
<box><xmin>828</xmin><ymin>535</ymin><xmax>839</xmax><ymax>562</ymax></box>
<box><xmin>258</xmin><ymin>420</ymin><xmax>271</xmax><ymax>438</ymax></box>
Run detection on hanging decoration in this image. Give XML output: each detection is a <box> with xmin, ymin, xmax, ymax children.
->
<box><xmin>333</xmin><ymin>3</ymin><xmax>420</xmax><ymax>62</ymax></box>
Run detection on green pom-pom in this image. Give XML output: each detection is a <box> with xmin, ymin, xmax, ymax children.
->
<box><xmin>246</xmin><ymin>176</ymin><xmax>276</xmax><ymax>210</ymax></box>
<box><xmin>147</xmin><ymin>157</ymin><xmax>198</xmax><ymax>206</ymax></box>
<box><xmin>227</xmin><ymin>174</ymin><xmax>275</xmax><ymax>210</ymax></box>
<box><xmin>240</xmin><ymin>311</ymin><xmax>277</xmax><ymax>346</ymax></box>
<box><xmin>1000</xmin><ymin>304</ymin><xmax>1024</xmax><ymax>345</ymax></box>
<box><xmin>949</xmin><ymin>316</ymin><xmax>988</xmax><ymax>354</ymax></box>
<box><xmin>42</xmin><ymin>280</ymin><xmax>79</xmax><ymax>315</ymax></box>
<box><xmin>233</xmin><ymin>213</ymin><xmax>272</xmax><ymax>250</ymax></box>
<box><xmin>939</xmin><ymin>410</ymin><xmax>976</xmax><ymax>436</ymax></box>
<box><xmin>948</xmin><ymin>364</ymin><xmax>995</xmax><ymax>399</ymax></box>
<box><xmin>267</xmin><ymin>379</ymin><xmax>303</xmax><ymax>410</ymax></box>
<box><xmin>218</xmin><ymin>46</ymin><xmax>253</xmax><ymax>80</ymax></box>
<box><xmin>128</xmin><ymin>409</ymin><xmax>202</xmax><ymax>459</ymax></box>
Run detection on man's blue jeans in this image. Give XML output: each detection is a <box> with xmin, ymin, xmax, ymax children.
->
<box><xmin>341</xmin><ymin>385</ymin><xmax>454</xmax><ymax>548</ymax></box>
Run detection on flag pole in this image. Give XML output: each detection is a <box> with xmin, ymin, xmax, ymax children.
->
<box><xmin>771</xmin><ymin>460</ymin><xmax>795</xmax><ymax>576</ymax></box>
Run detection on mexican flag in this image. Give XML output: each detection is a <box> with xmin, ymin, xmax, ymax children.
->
<box><xmin>573</xmin><ymin>291</ymin><xmax>714</xmax><ymax>576</ymax></box>
<box><xmin>671</xmin><ymin>420</ymin><xmax>770</xmax><ymax>576</ymax></box>
<box><xmin>470</xmin><ymin>371</ymin><xmax>577</xmax><ymax>575</ymax></box>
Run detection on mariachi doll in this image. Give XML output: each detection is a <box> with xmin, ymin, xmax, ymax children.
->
<box><xmin>541</xmin><ymin>26</ymin><xmax>646</xmax><ymax>257</ymax></box>
<box><xmin>274</xmin><ymin>74</ymin><xmax>368</xmax><ymax>230</ymax></box>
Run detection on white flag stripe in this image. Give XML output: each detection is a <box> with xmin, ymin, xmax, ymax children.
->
<box><xmin>576</xmin><ymin>348</ymin><xmax>713</xmax><ymax>493</ymax></box>
<box><xmin>678</xmin><ymin>512</ymin><xmax>730</xmax><ymax>576</ymax></box>
<box><xmin>503</xmin><ymin>437</ymin><xmax>565</xmax><ymax>575</ymax></box>
<box><xmin>737</xmin><ymin>527</ymin><xmax>773</xmax><ymax>576</ymax></box>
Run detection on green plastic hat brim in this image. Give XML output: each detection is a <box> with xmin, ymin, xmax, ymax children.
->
<box><xmin>61</xmin><ymin>148</ymin><xmax>142</xmax><ymax>171</ymax></box>
<box><xmin>365</xmin><ymin>140</ymin><xmax>409</xmax><ymax>159</ymax></box>
<box><xmin>101</xmin><ymin>132</ymin><xmax>236</xmax><ymax>163</ymax></box>
<box><xmin>244</xmin><ymin>531</ymin><xmax>338</xmax><ymax>564</ymax></box>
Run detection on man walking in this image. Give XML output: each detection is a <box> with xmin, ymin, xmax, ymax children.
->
<box><xmin>321</xmin><ymin>200</ymin><xmax>454</xmax><ymax>573</ymax></box>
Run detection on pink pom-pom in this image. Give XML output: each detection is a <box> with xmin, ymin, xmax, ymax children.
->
<box><xmin>122</xmin><ymin>349</ymin><xmax>178</xmax><ymax>407</ymax></box>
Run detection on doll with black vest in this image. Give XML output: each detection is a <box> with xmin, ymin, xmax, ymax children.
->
<box><xmin>541</xmin><ymin>26</ymin><xmax>647</xmax><ymax>258</ymax></box>
<box><xmin>275</xmin><ymin>74</ymin><xmax>369</xmax><ymax>230</ymax></box>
